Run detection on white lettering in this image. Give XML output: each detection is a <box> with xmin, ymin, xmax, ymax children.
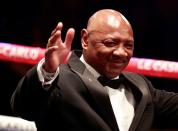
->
<box><xmin>137</xmin><ymin>59</ymin><xmax>178</xmax><ymax>73</ymax></box>
<box><xmin>0</xmin><ymin>45</ymin><xmax>39</xmax><ymax>60</ymax></box>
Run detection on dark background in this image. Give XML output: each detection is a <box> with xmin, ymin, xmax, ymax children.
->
<box><xmin>0</xmin><ymin>0</ymin><xmax>178</xmax><ymax>118</ymax></box>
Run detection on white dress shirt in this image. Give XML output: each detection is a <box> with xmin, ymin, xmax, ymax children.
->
<box><xmin>37</xmin><ymin>56</ymin><xmax>135</xmax><ymax>131</ymax></box>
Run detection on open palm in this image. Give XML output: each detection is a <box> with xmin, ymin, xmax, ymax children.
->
<box><xmin>44</xmin><ymin>22</ymin><xmax>75</xmax><ymax>73</ymax></box>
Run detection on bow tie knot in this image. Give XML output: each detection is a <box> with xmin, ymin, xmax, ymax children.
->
<box><xmin>97</xmin><ymin>76</ymin><xmax>125</xmax><ymax>89</ymax></box>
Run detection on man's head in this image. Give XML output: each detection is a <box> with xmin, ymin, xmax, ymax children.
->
<box><xmin>81</xmin><ymin>9</ymin><xmax>134</xmax><ymax>78</ymax></box>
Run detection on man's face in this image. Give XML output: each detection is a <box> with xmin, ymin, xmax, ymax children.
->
<box><xmin>82</xmin><ymin>28</ymin><xmax>134</xmax><ymax>78</ymax></box>
<box><xmin>82</xmin><ymin>11</ymin><xmax>134</xmax><ymax>78</ymax></box>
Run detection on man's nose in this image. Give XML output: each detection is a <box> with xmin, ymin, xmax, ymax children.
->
<box><xmin>113</xmin><ymin>46</ymin><xmax>128</xmax><ymax>57</ymax></box>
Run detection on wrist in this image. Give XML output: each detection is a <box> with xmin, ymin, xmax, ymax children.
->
<box><xmin>41</xmin><ymin>67</ymin><xmax>55</xmax><ymax>81</ymax></box>
<box><xmin>42</xmin><ymin>62</ymin><xmax>57</xmax><ymax>73</ymax></box>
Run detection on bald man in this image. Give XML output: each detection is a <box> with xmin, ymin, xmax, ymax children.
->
<box><xmin>11</xmin><ymin>9</ymin><xmax>178</xmax><ymax>131</ymax></box>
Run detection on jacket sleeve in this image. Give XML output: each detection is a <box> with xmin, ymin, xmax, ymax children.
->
<box><xmin>147</xmin><ymin>79</ymin><xmax>178</xmax><ymax>128</ymax></box>
<box><xmin>10</xmin><ymin>65</ymin><xmax>50</xmax><ymax>121</ymax></box>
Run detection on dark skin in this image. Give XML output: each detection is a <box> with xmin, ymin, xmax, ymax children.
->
<box><xmin>43</xmin><ymin>9</ymin><xmax>134</xmax><ymax>79</ymax></box>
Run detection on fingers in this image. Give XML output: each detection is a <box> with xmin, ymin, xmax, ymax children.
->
<box><xmin>47</xmin><ymin>31</ymin><xmax>62</xmax><ymax>48</ymax></box>
<box><xmin>64</xmin><ymin>28</ymin><xmax>75</xmax><ymax>49</ymax></box>
<box><xmin>46</xmin><ymin>45</ymin><xmax>58</xmax><ymax>54</ymax></box>
<box><xmin>47</xmin><ymin>22</ymin><xmax>63</xmax><ymax>48</ymax></box>
<box><xmin>51</xmin><ymin>22</ymin><xmax>63</xmax><ymax>36</ymax></box>
<box><xmin>47</xmin><ymin>22</ymin><xmax>75</xmax><ymax>52</ymax></box>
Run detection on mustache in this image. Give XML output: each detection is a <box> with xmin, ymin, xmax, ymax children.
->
<box><xmin>108</xmin><ymin>55</ymin><xmax>129</xmax><ymax>63</ymax></box>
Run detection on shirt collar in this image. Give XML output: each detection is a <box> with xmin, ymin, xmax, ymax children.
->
<box><xmin>80</xmin><ymin>55</ymin><xmax>119</xmax><ymax>80</ymax></box>
<box><xmin>80</xmin><ymin>55</ymin><xmax>100</xmax><ymax>79</ymax></box>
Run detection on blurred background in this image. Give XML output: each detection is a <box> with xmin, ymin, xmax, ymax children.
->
<box><xmin>0</xmin><ymin>0</ymin><xmax>178</xmax><ymax>123</ymax></box>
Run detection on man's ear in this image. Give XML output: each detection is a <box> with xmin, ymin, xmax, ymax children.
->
<box><xmin>81</xmin><ymin>29</ymin><xmax>88</xmax><ymax>49</ymax></box>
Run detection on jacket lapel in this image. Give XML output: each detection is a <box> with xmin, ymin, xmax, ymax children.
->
<box><xmin>122</xmin><ymin>72</ymin><xmax>149</xmax><ymax>131</ymax></box>
<box><xmin>68</xmin><ymin>51</ymin><xmax>119</xmax><ymax>131</ymax></box>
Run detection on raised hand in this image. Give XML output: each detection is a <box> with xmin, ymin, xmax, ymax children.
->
<box><xmin>43</xmin><ymin>22</ymin><xmax>75</xmax><ymax>73</ymax></box>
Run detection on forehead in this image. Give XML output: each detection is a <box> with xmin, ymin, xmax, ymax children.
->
<box><xmin>88</xmin><ymin>30</ymin><xmax>134</xmax><ymax>42</ymax></box>
<box><xmin>87</xmin><ymin>16</ymin><xmax>133</xmax><ymax>36</ymax></box>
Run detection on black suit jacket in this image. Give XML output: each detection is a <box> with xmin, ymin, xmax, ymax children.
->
<box><xmin>11</xmin><ymin>50</ymin><xmax>178</xmax><ymax>131</ymax></box>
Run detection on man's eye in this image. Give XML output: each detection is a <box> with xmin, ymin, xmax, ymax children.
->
<box><xmin>103</xmin><ymin>41</ymin><xmax>117</xmax><ymax>47</ymax></box>
<box><xmin>125</xmin><ymin>43</ymin><xmax>134</xmax><ymax>50</ymax></box>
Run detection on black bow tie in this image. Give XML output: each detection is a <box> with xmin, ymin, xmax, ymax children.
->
<box><xmin>97</xmin><ymin>75</ymin><xmax>125</xmax><ymax>89</ymax></box>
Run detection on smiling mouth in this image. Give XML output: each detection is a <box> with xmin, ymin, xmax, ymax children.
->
<box><xmin>109</xmin><ymin>56</ymin><xmax>127</xmax><ymax>62</ymax></box>
<box><xmin>110</xmin><ymin>59</ymin><xmax>126</xmax><ymax>64</ymax></box>
<box><xmin>109</xmin><ymin>62</ymin><xmax>124</xmax><ymax>68</ymax></box>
